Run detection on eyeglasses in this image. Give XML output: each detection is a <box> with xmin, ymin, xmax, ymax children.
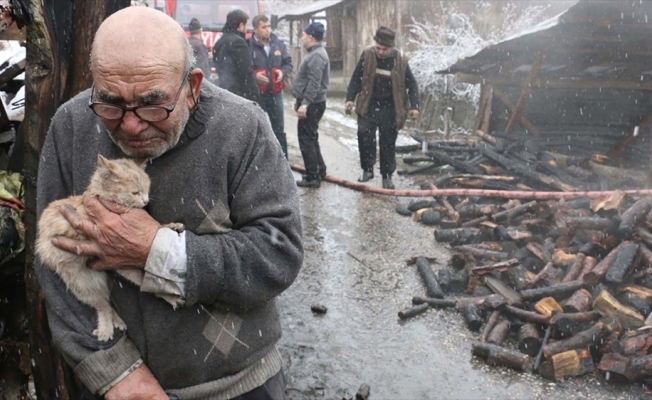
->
<box><xmin>88</xmin><ymin>74</ymin><xmax>189</xmax><ymax>122</ymax></box>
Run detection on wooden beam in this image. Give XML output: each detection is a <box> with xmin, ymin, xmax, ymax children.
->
<box><xmin>454</xmin><ymin>73</ymin><xmax>652</xmax><ymax>91</ymax></box>
<box><xmin>474</xmin><ymin>84</ymin><xmax>490</xmax><ymax>131</ymax></box>
<box><xmin>606</xmin><ymin>110</ymin><xmax>652</xmax><ymax>159</ymax></box>
<box><xmin>479</xmin><ymin>84</ymin><xmax>493</xmax><ymax>134</ymax></box>
<box><xmin>505</xmin><ymin>54</ymin><xmax>543</xmax><ymax>135</ymax></box>
<box><xmin>493</xmin><ymin>88</ymin><xmax>541</xmax><ymax>136</ymax></box>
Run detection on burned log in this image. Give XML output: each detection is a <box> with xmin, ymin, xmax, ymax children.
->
<box><xmin>625</xmin><ymin>354</ymin><xmax>652</xmax><ymax>381</ymax></box>
<box><xmin>538</xmin><ymin>349</ymin><xmax>595</xmax><ymax>381</ymax></box>
<box><xmin>593</xmin><ymin>290</ymin><xmax>644</xmax><ymax>330</ymax></box>
<box><xmin>518</xmin><ymin>323</ymin><xmax>542</xmax><ymax>357</ymax></box>
<box><xmin>616</xmin><ymin>198</ymin><xmax>652</xmax><ymax>239</ymax></box>
<box><xmin>562</xmin><ymin>253</ymin><xmax>586</xmax><ymax>283</ymax></box>
<box><xmin>576</xmin><ymin>256</ymin><xmax>597</xmax><ymax>283</ymax></box>
<box><xmin>454</xmin><ymin>245</ymin><xmax>508</xmax><ymax>262</ymax></box>
<box><xmin>411</xmin><ymin>297</ymin><xmax>457</xmax><ymax>309</ymax></box>
<box><xmin>484</xmin><ymin>275</ymin><xmax>523</xmax><ymax>305</ymax></box>
<box><xmin>549</xmin><ymin>311</ymin><xmax>600</xmax><ymax>337</ymax></box>
<box><xmin>583</xmin><ymin>243</ymin><xmax>621</xmax><ymax>285</ymax></box>
<box><xmin>416</xmin><ymin>257</ymin><xmax>444</xmax><ymax>299</ymax></box>
<box><xmin>487</xmin><ymin>319</ymin><xmax>511</xmax><ymax>345</ymax></box>
<box><xmin>456</xmin><ymin>203</ymin><xmax>499</xmax><ymax>219</ymax></box>
<box><xmin>425</xmin><ymin>150</ymin><xmax>483</xmax><ymax>175</ymax></box>
<box><xmin>562</xmin><ymin>289</ymin><xmax>593</xmax><ymax>313</ymax></box>
<box><xmin>542</xmin><ymin>318</ymin><xmax>621</xmax><ymax>358</ymax></box>
<box><xmin>612</xmin><ymin>329</ymin><xmax>652</xmax><ymax>357</ymax></box>
<box><xmin>598</xmin><ymin>352</ymin><xmax>630</xmax><ymax>381</ymax></box>
<box><xmin>605</xmin><ymin>242</ymin><xmax>639</xmax><ymax>284</ymax></box>
<box><xmin>491</xmin><ymin>201</ymin><xmax>537</xmax><ymax>223</ymax></box>
<box><xmin>435</xmin><ymin>228</ymin><xmax>489</xmax><ymax>245</ymax></box>
<box><xmin>504</xmin><ymin>305</ymin><xmax>550</xmax><ymax>325</ymax></box>
<box><xmin>526</xmin><ymin>242</ymin><xmax>552</xmax><ymax>264</ymax></box>
<box><xmin>520</xmin><ymin>281</ymin><xmax>587</xmax><ymax>302</ymax></box>
<box><xmin>617</xmin><ymin>292</ymin><xmax>650</xmax><ymax>317</ymax></box>
<box><xmin>534</xmin><ymin>297</ymin><xmax>563</xmax><ymax>317</ymax></box>
<box><xmin>481</xmin><ymin>310</ymin><xmax>501</xmax><ymax>343</ymax></box>
<box><xmin>502</xmin><ymin>264</ymin><xmax>532</xmax><ymax>291</ymax></box>
<box><xmin>531</xmin><ymin>262</ymin><xmax>557</xmax><ymax>287</ymax></box>
<box><xmin>565</xmin><ymin>217</ymin><xmax>617</xmax><ymax>233</ymax></box>
<box><xmin>471</xmin><ymin>342</ymin><xmax>531</xmax><ymax>371</ymax></box>
<box><xmin>471</xmin><ymin>258</ymin><xmax>519</xmax><ymax>275</ymax></box>
<box><xmin>462</xmin><ymin>304</ymin><xmax>484</xmax><ymax>332</ymax></box>
<box><xmin>398</xmin><ymin>303</ymin><xmax>429</xmax><ymax>320</ymax></box>
<box><xmin>437</xmin><ymin>267</ymin><xmax>452</xmax><ymax>292</ymax></box>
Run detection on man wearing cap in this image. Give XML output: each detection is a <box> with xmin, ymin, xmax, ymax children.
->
<box><xmin>248</xmin><ymin>14</ymin><xmax>293</xmax><ymax>158</ymax></box>
<box><xmin>345</xmin><ymin>26</ymin><xmax>420</xmax><ymax>190</ymax></box>
<box><xmin>213</xmin><ymin>9</ymin><xmax>259</xmax><ymax>101</ymax></box>
<box><xmin>292</xmin><ymin>22</ymin><xmax>330</xmax><ymax>188</ymax></box>
<box><xmin>188</xmin><ymin>18</ymin><xmax>211</xmax><ymax>78</ymax></box>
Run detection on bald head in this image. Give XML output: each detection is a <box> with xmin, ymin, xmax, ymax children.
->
<box><xmin>91</xmin><ymin>7</ymin><xmax>192</xmax><ymax>77</ymax></box>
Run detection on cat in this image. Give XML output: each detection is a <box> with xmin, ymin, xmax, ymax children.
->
<box><xmin>36</xmin><ymin>155</ymin><xmax>183</xmax><ymax>341</ymax></box>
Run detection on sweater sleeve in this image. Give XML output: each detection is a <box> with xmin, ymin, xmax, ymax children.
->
<box><xmin>405</xmin><ymin>63</ymin><xmax>420</xmax><ymax>110</ymax></box>
<box><xmin>183</xmin><ymin>106</ymin><xmax>303</xmax><ymax>309</ymax></box>
<box><xmin>345</xmin><ymin>54</ymin><xmax>365</xmax><ymax>102</ymax></box>
<box><xmin>35</xmin><ymin>105</ymin><xmax>142</xmax><ymax>394</ymax></box>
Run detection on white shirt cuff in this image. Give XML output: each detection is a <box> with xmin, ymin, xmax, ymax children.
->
<box><xmin>141</xmin><ymin>228</ymin><xmax>187</xmax><ymax>299</ymax></box>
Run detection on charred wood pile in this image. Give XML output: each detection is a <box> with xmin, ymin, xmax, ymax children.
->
<box><xmin>396</xmin><ymin>137</ymin><xmax>652</xmax><ymax>384</ymax></box>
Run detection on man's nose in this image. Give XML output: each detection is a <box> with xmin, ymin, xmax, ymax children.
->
<box><xmin>120</xmin><ymin>111</ymin><xmax>149</xmax><ymax>134</ymax></box>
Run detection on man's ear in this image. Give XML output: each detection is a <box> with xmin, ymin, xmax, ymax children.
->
<box><xmin>187</xmin><ymin>68</ymin><xmax>203</xmax><ymax>104</ymax></box>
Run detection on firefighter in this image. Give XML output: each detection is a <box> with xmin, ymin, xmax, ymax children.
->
<box><xmin>345</xmin><ymin>26</ymin><xmax>420</xmax><ymax>190</ymax></box>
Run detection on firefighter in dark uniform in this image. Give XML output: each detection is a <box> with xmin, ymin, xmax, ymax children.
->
<box><xmin>345</xmin><ymin>26</ymin><xmax>420</xmax><ymax>189</ymax></box>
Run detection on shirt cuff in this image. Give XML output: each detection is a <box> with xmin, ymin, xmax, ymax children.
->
<box><xmin>300</xmin><ymin>101</ymin><xmax>310</xmax><ymax>108</ymax></box>
<box><xmin>98</xmin><ymin>359</ymin><xmax>143</xmax><ymax>396</ymax></box>
<box><xmin>141</xmin><ymin>228</ymin><xmax>187</xmax><ymax>300</ymax></box>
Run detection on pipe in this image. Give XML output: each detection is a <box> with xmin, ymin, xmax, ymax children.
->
<box><xmin>289</xmin><ymin>163</ymin><xmax>652</xmax><ymax>199</ymax></box>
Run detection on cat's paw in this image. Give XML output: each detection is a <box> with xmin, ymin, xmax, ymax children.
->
<box><xmin>93</xmin><ymin>327</ymin><xmax>114</xmax><ymax>342</ymax></box>
<box><xmin>113</xmin><ymin>313</ymin><xmax>127</xmax><ymax>331</ymax></box>
<box><xmin>164</xmin><ymin>222</ymin><xmax>185</xmax><ymax>233</ymax></box>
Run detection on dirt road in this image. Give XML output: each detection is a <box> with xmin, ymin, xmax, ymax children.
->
<box><xmin>276</xmin><ymin>95</ymin><xmax>646</xmax><ymax>399</ymax></box>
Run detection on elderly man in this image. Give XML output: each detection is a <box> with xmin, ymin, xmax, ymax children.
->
<box><xmin>187</xmin><ymin>17</ymin><xmax>211</xmax><ymax>78</ymax></box>
<box><xmin>292</xmin><ymin>22</ymin><xmax>330</xmax><ymax>188</ymax></box>
<box><xmin>345</xmin><ymin>26</ymin><xmax>420</xmax><ymax>190</ymax></box>
<box><xmin>36</xmin><ymin>6</ymin><xmax>302</xmax><ymax>399</ymax></box>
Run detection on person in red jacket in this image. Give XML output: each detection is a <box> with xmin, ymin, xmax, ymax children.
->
<box><xmin>248</xmin><ymin>15</ymin><xmax>293</xmax><ymax>157</ymax></box>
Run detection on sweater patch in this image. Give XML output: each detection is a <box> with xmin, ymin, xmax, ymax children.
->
<box><xmin>195</xmin><ymin>199</ymin><xmax>233</xmax><ymax>234</ymax></box>
<box><xmin>201</xmin><ymin>306</ymin><xmax>250</xmax><ymax>362</ymax></box>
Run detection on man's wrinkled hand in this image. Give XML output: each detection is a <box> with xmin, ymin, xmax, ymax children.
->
<box><xmin>297</xmin><ymin>106</ymin><xmax>307</xmax><ymax>119</ymax></box>
<box><xmin>408</xmin><ymin>109</ymin><xmax>420</xmax><ymax>120</ymax></box>
<box><xmin>104</xmin><ymin>364</ymin><xmax>168</xmax><ymax>400</ymax></box>
<box><xmin>51</xmin><ymin>194</ymin><xmax>160</xmax><ymax>271</ymax></box>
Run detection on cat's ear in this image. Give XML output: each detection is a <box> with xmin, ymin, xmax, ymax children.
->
<box><xmin>97</xmin><ymin>154</ymin><xmax>109</xmax><ymax>167</ymax></box>
<box><xmin>133</xmin><ymin>158</ymin><xmax>149</xmax><ymax>170</ymax></box>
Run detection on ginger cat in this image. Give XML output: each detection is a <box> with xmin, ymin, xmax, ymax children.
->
<box><xmin>36</xmin><ymin>155</ymin><xmax>156</xmax><ymax>341</ymax></box>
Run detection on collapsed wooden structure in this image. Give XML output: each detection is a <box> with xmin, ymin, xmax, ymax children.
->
<box><xmin>439</xmin><ymin>0</ymin><xmax>652</xmax><ymax>184</ymax></box>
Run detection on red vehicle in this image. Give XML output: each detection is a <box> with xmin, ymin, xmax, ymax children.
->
<box><xmin>151</xmin><ymin>0</ymin><xmax>263</xmax><ymax>49</ymax></box>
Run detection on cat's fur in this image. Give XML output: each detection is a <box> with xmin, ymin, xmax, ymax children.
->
<box><xmin>36</xmin><ymin>155</ymin><xmax>155</xmax><ymax>341</ymax></box>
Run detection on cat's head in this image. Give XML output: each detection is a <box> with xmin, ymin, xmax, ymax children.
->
<box><xmin>87</xmin><ymin>155</ymin><xmax>151</xmax><ymax>208</ymax></box>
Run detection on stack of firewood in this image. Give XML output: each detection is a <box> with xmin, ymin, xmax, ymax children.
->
<box><xmin>398</xmin><ymin>192</ymin><xmax>652</xmax><ymax>384</ymax></box>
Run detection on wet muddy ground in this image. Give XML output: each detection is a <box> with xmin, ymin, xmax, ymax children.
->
<box><xmin>276</xmin><ymin>95</ymin><xmax>649</xmax><ymax>399</ymax></box>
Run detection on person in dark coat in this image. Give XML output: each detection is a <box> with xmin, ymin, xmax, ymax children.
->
<box><xmin>248</xmin><ymin>15</ymin><xmax>293</xmax><ymax>157</ymax></box>
<box><xmin>187</xmin><ymin>18</ymin><xmax>211</xmax><ymax>78</ymax></box>
<box><xmin>212</xmin><ymin>9</ymin><xmax>258</xmax><ymax>101</ymax></box>
<box><xmin>345</xmin><ymin>26</ymin><xmax>420</xmax><ymax>190</ymax></box>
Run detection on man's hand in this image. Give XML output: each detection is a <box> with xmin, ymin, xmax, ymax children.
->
<box><xmin>408</xmin><ymin>109</ymin><xmax>420</xmax><ymax>120</ymax></box>
<box><xmin>255</xmin><ymin>71</ymin><xmax>269</xmax><ymax>84</ymax></box>
<box><xmin>51</xmin><ymin>194</ymin><xmax>160</xmax><ymax>271</ymax></box>
<box><xmin>105</xmin><ymin>364</ymin><xmax>168</xmax><ymax>400</ymax></box>
<box><xmin>297</xmin><ymin>106</ymin><xmax>307</xmax><ymax>119</ymax></box>
<box><xmin>344</xmin><ymin>101</ymin><xmax>354</xmax><ymax>115</ymax></box>
<box><xmin>274</xmin><ymin>70</ymin><xmax>284</xmax><ymax>83</ymax></box>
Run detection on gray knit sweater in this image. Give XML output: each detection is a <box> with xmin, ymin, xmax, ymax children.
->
<box><xmin>36</xmin><ymin>82</ymin><xmax>303</xmax><ymax>397</ymax></box>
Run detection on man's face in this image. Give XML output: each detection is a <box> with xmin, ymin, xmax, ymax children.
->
<box><xmin>301</xmin><ymin>32</ymin><xmax>312</xmax><ymax>49</ymax></box>
<box><xmin>254</xmin><ymin>20</ymin><xmax>271</xmax><ymax>41</ymax></box>
<box><xmin>374</xmin><ymin>43</ymin><xmax>392</xmax><ymax>57</ymax></box>
<box><xmin>237</xmin><ymin>20</ymin><xmax>248</xmax><ymax>33</ymax></box>
<box><xmin>92</xmin><ymin>67</ymin><xmax>191</xmax><ymax>159</ymax></box>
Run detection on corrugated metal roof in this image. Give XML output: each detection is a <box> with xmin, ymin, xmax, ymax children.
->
<box><xmin>278</xmin><ymin>0</ymin><xmax>347</xmax><ymax>21</ymax></box>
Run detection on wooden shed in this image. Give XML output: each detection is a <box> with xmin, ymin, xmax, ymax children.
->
<box><xmin>440</xmin><ymin>0</ymin><xmax>652</xmax><ymax>177</ymax></box>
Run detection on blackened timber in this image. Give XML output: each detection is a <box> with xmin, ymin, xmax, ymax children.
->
<box><xmin>565</xmin><ymin>217</ymin><xmax>617</xmax><ymax>233</ymax></box>
<box><xmin>576</xmin><ymin>256</ymin><xmax>597</xmax><ymax>283</ymax></box>
<box><xmin>531</xmin><ymin>262</ymin><xmax>554</xmax><ymax>287</ymax></box>
<box><xmin>416</xmin><ymin>257</ymin><xmax>444</xmax><ymax>299</ymax></box>
<box><xmin>625</xmin><ymin>354</ymin><xmax>652</xmax><ymax>381</ymax></box>
<box><xmin>491</xmin><ymin>201</ymin><xmax>537</xmax><ymax>223</ymax></box>
<box><xmin>471</xmin><ymin>258</ymin><xmax>519</xmax><ymax>275</ymax></box>
<box><xmin>411</xmin><ymin>296</ymin><xmax>457</xmax><ymax>309</ymax></box>
<box><xmin>402</xmin><ymin>156</ymin><xmax>435</xmax><ymax>164</ymax></box>
<box><xmin>481</xmin><ymin>310</ymin><xmax>501</xmax><ymax>343</ymax></box>
<box><xmin>484</xmin><ymin>275</ymin><xmax>523</xmax><ymax>305</ymax></box>
<box><xmin>583</xmin><ymin>243</ymin><xmax>621</xmax><ymax>285</ymax></box>
<box><xmin>605</xmin><ymin>242</ymin><xmax>639</xmax><ymax>284</ymax></box>
<box><xmin>461</xmin><ymin>216</ymin><xmax>489</xmax><ymax>228</ymax></box>
<box><xmin>435</xmin><ymin>228</ymin><xmax>489</xmax><ymax>245</ymax></box>
<box><xmin>593</xmin><ymin>290</ymin><xmax>644</xmax><ymax>329</ymax></box>
<box><xmin>550</xmin><ymin>311</ymin><xmax>600</xmax><ymax>336</ymax></box>
<box><xmin>537</xmin><ymin>161</ymin><xmax>585</xmax><ymax>189</ymax></box>
<box><xmin>502</xmin><ymin>265</ymin><xmax>532</xmax><ymax>291</ymax></box>
<box><xmin>398</xmin><ymin>303</ymin><xmax>429</xmax><ymax>320</ymax></box>
<box><xmin>453</xmin><ymin>245</ymin><xmax>508</xmax><ymax>261</ymax></box>
<box><xmin>456</xmin><ymin>203</ymin><xmax>499</xmax><ymax>219</ymax></box>
<box><xmin>520</xmin><ymin>281</ymin><xmax>587</xmax><ymax>302</ymax></box>
<box><xmin>562</xmin><ymin>289</ymin><xmax>593</xmax><ymax>313</ymax></box>
<box><xmin>487</xmin><ymin>319</ymin><xmax>511</xmax><ymax>345</ymax></box>
<box><xmin>562</xmin><ymin>253</ymin><xmax>586</xmax><ymax>283</ymax></box>
<box><xmin>533</xmin><ymin>325</ymin><xmax>552</xmax><ymax>372</ymax></box>
<box><xmin>425</xmin><ymin>150</ymin><xmax>483</xmax><ymax>175</ymax></box>
<box><xmin>462</xmin><ymin>304</ymin><xmax>484</xmax><ymax>332</ymax></box>
<box><xmin>526</xmin><ymin>242</ymin><xmax>552</xmax><ymax>264</ymax></box>
<box><xmin>637</xmin><ymin>227</ymin><xmax>652</xmax><ymax>249</ymax></box>
<box><xmin>542</xmin><ymin>319</ymin><xmax>614</xmax><ymax>358</ymax></box>
<box><xmin>471</xmin><ymin>342</ymin><xmax>531</xmax><ymax>371</ymax></box>
<box><xmin>518</xmin><ymin>323</ymin><xmax>542</xmax><ymax>356</ymax></box>
<box><xmin>613</xmin><ymin>329</ymin><xmax>652</xmax><ymax>357</ymax></box>
<box><xmin>617</xmin><ymin>292</ymin><xmax>650</xmax><ymax>317</ymax></box>
<box><xmin>398</xmin><ymin>162</ymin><xmax>438</xmax><ymax>176</ymax></box>
<box><xmin>538</xmin><ymin>349</ymin><xmax>595</xmax><ymax>381</ymax></box>
<box><xmin>479</xmin><ymin>145</ymin><xmax>576</xmax><ymax>191</ymax></box>
<box><xmin>437</xmin><ymin>267</ymin><xmax>452</xmax><ymax>292</ymax></box>
<box><xmin>616</xmin><ymin>198</ymin><xmax>652</xmax><ymax>239</ymax></box>
<box><xmin>504</xmin><ymin>305</ymin><xmax>550</xmax><ymax>325</ymax></box>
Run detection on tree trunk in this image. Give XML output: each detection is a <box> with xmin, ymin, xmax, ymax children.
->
<box><xmin>24</xmin><ymin>0</ymin><xmax>130</xmax><ymax>397</ymax></box>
